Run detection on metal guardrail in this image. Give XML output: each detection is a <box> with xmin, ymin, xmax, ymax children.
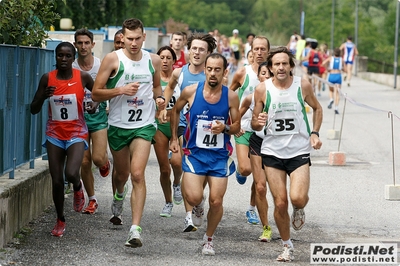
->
<box><xmin>367</xmin><ymin>58</ymin><xmax>395</xmax><ymax>74</ymax></box>
<box><xmin>0</xmin><ymin>45</ymin><xmax>54</xmax><ymax>178</ymax></box>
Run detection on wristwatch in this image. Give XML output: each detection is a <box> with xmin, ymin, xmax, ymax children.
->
<box><xmin>311</xmin><ymin>131</ymin><xmax>319</xmax><ymax>137</ymax></box>
<box><xmin>224</xmin><ymin>125</ymin><xmax>231</xmax><ymax>133</ymax></box>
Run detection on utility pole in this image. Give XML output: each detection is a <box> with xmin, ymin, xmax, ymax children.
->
<box><xmin>394</xmin><ymin>0</ymin><xmax>399</xmax><ymax>89</ymax></box>
<box><xmin>331</xmin><ymin>0</ymin><xmax>335</xmax><ymax>51</ymax></box>
<box><xmin>354</xmin><ymin>0</ymin><xmax>359</xmax><ymax>76</ymax></box>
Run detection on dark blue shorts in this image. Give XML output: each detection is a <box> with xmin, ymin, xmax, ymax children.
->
<box><xmin>182</xmin><ymin>149</ymin><xmax>235</xmax><ymax>177</ymax></box>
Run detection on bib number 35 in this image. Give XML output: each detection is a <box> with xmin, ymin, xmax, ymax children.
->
<box><xmin>275</xmin><ymin>118</ymin><xmax>295</xmax><ymax>132</ymax></box>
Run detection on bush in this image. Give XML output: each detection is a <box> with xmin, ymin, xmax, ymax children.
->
<box><xmin>0</xmin><ymin>0</ymin><xmax>63</xmax><ymax>46</ymax></box>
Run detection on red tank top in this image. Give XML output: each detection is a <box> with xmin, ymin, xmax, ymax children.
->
<box><xmin>46</xmin><ymin>69</ymin><xmax>88</xmax><ymax>140</ymax></box>
<box><xmin>308</xmin><ymin>50</ymin><xmax>321</xmax><ymax>67</ymax></box>
<box><xmin>173</xmin><ymin>50</ymin><xmax>186</xmax><ymax>69</ymax></box>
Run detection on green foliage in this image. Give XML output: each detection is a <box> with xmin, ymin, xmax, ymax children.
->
<box><xmin>51</xmin><ymin>0</ymin><xmax>398</xmax><ymax>65</ymax></box>
<box><xmin>0</xmin><ymin>0</ymin><xmax>62</xmax><ymax>46</ymax></box>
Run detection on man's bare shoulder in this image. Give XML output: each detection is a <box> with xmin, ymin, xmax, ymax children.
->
<box><xmin>150</xmin><ymin>53</ymin><xmax>161</xmax><ymax>63</ymax></box>
<box><xmin>172</xmin><ymin>67</ymin><xmax>183</xmax><ymax>79</ymax></box>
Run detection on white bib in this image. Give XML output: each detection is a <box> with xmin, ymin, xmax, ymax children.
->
<box><xmin>121</xmin><ymin>95</ymin><xmax>148</xmax><ymax>123</ymax></box>
<box><xmin>196</xmin><ymin>119</ymin><xmax>224</xmax><ymax>149</ymax></box>
<box><xmin>50</xmin><ymin>94</ymin><xmax>78</xmax><ymax>121</ymax></box>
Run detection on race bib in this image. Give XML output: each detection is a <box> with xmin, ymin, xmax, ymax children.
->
<box><xmin>121</xmin><ymin>96</ymin><xmax>147</xmax><ymax>123</ymax></box>
<box><xmin>49</xmin><ymin>93</ymin><xmax>78</xmax><ymax>121</ymax></box>
<box><xmin>231</xmin><ymin>44</ymin><xmax>239</xmax><ymax>52</ymax></box>
<box><xmin>83</xmin><ymin>88</ymin><xmax>99</xmax><ymax>113</ymax></box>
<box><xmin>166</xmin><ymin>95</ymin><xmax>177</xmax><ymax>110</ymax></box>
<box><xmin>266</xmin><ymin>112</ymin><xmax>300</xmax><ymax>136</ymax></box>
<box><xmin>196</xmin><ymin>119</ymin><xmax>224</xmax><ymax>149</ymax></box>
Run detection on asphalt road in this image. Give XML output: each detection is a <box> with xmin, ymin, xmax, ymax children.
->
<box><xmin>1</xmin><ymin>73</ymin><xmax>400</xmax><ymax>265</ymax></box>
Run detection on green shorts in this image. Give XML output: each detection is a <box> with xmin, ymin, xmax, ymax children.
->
<box><xmin>108</xmin><ymin>124</ymin><xmax>157</xmax><ymax>151</ymax></box>
<box><xmin>84</xmin><ymin>107</ymin><xmax>108</xmax><ymax>133</ymax></box>
<box><xmin>234</xmin><ymin>131</ymin><xmax>252</xmax><ymax>146</ymax></box>
<box><xmin>156</xmin><ymin>119</ymin><xmax>171</xmax><ymax>139</ymax></box>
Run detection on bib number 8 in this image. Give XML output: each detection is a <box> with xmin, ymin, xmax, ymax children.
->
<box><xmin>60</xmin><ymin>108</ymin><xmax>68</xmax><ymax>120</ymax></box>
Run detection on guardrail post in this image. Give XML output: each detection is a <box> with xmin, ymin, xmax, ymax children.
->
<box><xmin>9</xmin><ymin>46</ymin><xmax>20</xmax><ymax>179</ymax></box>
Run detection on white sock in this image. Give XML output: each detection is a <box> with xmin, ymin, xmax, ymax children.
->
<box><xmin>89</xmin><ymin>196</ymin><xmax>96</xmax><ymax>201</ymax></box>
<box><xmin>282</xmin><ymin>239</ymin><xmax>293</xmax><ymax>248</ymax></box>
<box><xmin>248</xmin><ymin>205</ymin><xmax>256</xmax><ymax>211</ymax></box>
<box><xmin>130</xmin><ymin>225</ymin><xmax>139</xmax><ymax>231</ymax></box>
<box><xmin>203</xmin><ymin>233</ymin><xmax>213</xmax><ymax>242</ymax></box>
<box><xmin>186</xmin><ymin>211</ymin><xmax>192</xmax><ymax>218</ymax></box>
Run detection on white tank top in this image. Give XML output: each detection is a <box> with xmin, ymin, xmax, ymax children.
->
<box><xmin>72</xmin><ymin>57</ymin><xmax>103</xmax><ymax>113</ymax></box>
<box><xmin>239</xmin><ymin>65</ymin><xmax>259</xmax><ymax>132</ymax></box>
<box><xmin>106</xmin><ymin>49</ymin><xmax>156</xmax><ymax>129</ymax></box>
<box><xmin>261</xmin><ymin>76</ymin><xmax>312</xmax><ymax>158</ymax></box>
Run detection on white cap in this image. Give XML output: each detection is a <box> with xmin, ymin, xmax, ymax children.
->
<box><xmin>233</xmin><ymin>29</ymin><xmax>239</xmax><ymax>34</ymax></box>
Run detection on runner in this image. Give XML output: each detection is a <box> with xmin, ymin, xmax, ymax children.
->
<box><xmin>158</xmin><ymin>32</ymin><xmax>217</xmax><ymax>232</ymax></box>
<box><xmin>170</xmin><ymin>53</ymin><xmax>240</xmax><ymax>255</ymax></box>
<box><xmin>153</xmin><ymin>46</ymin><xmax>183</xmax><ymax>218</ymax></box>
<box><xmin>252</xmin><ymin>46</ymin><xmax>323</xmax><ymax>262</ymax></box>
<box><xmin>73</xmin><ymin>28</ymin><xmax>110</xmax><ymax>215</ymax></box>
<box><xmin>30</xmin><ymin>42</ymin><xmax>93</xmax><ymax>237</ymax></box>
<box><xmin>229</xmin><ymin>36</ymin><xmax>270</xmax><ymax>225</ymax></box>
<box><xmin>92</xmin><ymin>18</ymin><xmax>162</xmax><ymax>248</ymax></box>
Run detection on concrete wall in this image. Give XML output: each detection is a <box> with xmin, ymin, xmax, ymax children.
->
<box><xmin>0</xmin><ymin>159</ymin><xmax>51</xmax><ymax>248</ymax></box>
<box><xmin>357</xmin><ymin>72</ymin><xmax>400</xmax><ymax>89</ymax></box>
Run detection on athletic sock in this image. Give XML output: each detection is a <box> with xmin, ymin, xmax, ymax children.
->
<box><xmin>282</xmin><ymin>239</ymin><xmax>294</xmax><ymax>248</ymax></box>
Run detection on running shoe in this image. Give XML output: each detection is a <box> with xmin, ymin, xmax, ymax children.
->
<box><xmin>202</xmin><ymin>237</ymin><xmax>215</xmax><ymax>256</ymax></box>
<box><xmin>335</xmin><ymin>110</ymin><xmax>339</xmax><ymax>115</ymax></box>
<box><xmin>192</xmin><ymin>196</ymin><xmax>205</xmax><ymax>226</ymax></box>
<box><xmin>82</xmin><ymin>199</ymin><xmax>98</xmax><ymax>215</ymax></box>
<box><xmin>160</xmin><ymin>202</ymin><xmax>173</xmax><ymax>218</ymax></box>
<box><xmin>125</xmin><ymin>226</ymin><xmax>143</xmax><ymax>248</ymax></box>
<box><xmin>327</xmin><ymin>100</ymin><xmax>334</xmax><ymax>109</ymax></box>
<box><xmin>73</xmin><ymin>180</ymin><xmax>85</xmax><ymax>212</ymax></box>
<box><xmin>258</xmin><ymin>225</ymin><xmax>272</xmax><ymax>242</ymax></box>
<box><xmin>183</xmin><ymin>216</ymin><xmax>197</xmax><ymax>232</ymax></box>
<box><xmin>99</xmin><ymin>160</ymin><xmax>110</xmax><ymax>177</ymax></box>
<box><xmin>291</xmin><ymin>207</ymin><xmax>305</xmax><ymax>230</ymax></box>
<box><xmin>246</xmin><ymin>210</ymin><xmax>260</xmax><ymax>225</ymax></box>
<box><xmin>276</xmin><ymin>244</ymin><xmax>294</xmax><ymax>262</ymax></box>
<box><xmin>235</xmin><ymin>170</ymin><xmax>247</xmax><ymax>185</ymax></box>
<box><xmin>110</xmin><ymin>184</ymin><xmax>128</xmax><ymax>224</ymax></box>
<box><xmin>173</xmin><ymin>184</ymin><xmax>183</xmax><ymax>205</ymax></box>
<box><xmin>110</xmin><ymin>215</ymin><xmax>123</xmax><ymax>225</ymax></box>
<box><xmin>51</xmin><ymin>218</ymin><xmax>65</xmax><ymax>237</ymax></box>
<box><xmin>64</xmin><ymin>182</ymin><xmax>72</xmax><ymax>195</ymax></box>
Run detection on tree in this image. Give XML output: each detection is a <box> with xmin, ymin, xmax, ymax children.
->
<box><xmin>0</xmin><ymin>0</ymin><xmax>64</xmax><ymax>46</ymax></box>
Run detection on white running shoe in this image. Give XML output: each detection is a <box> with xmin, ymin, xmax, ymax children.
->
<box><xmin>125</xmin><ymin>226</ymin><xmax>143</xmax><ymax>248</ymax></box>
<box><xmin>183</xmin><ymin>216</ymin><xmax>197</xmax><ymax>232</ymax></box>
<box><xmin>276</xmin><ymin>244</ymin><xmax>294</xmax><ymax>262</ymax></box>
<box><xmin>160</xmin><ymin>202</ymin><xmax>173</xmax><ymax>218</ymax></box>
<box><xmin>202</xmin><ymin>237</ymin><xmax>215</xmax><ymax>256</ymax></box>
<box><xmin>173</xmin><ymin>184</ymin><xmax>183</xmax><ymax>205</ymax></box>
<box><xmin>111</xmin><ymin>183</ymin><xmax>128</xmax><ymax>217</ymax></box>
<box><xmin>291</xmin><ymin>207</ymin><xmax>305</xmax><ymax>230</ymax></box>
<box><xmin>192</xmin><ymin>195</ymin><xmax>205</xmax><ymax>226</ymax></box>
